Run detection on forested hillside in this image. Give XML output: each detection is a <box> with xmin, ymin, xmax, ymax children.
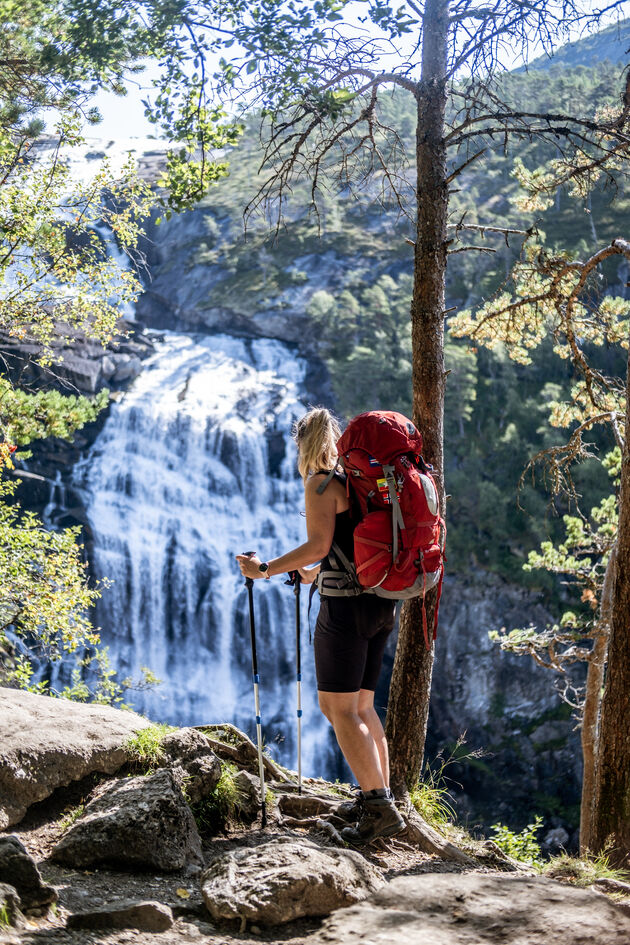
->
<box><xmin>150</xmin><ymin>53</ymin><xmax>628</xmax><ymax>591</ymax></box>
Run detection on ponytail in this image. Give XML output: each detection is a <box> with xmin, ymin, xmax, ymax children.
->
<box><xmin>293</xmin><ymin>407</ymin><xmax>341</xmax><ymax>482</ymax></box>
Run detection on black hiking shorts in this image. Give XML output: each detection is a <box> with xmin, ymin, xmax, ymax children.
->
<box><xmin>314</xmin><ymin>595</ymin><xmax>396</xmax><ymax>693</ymax></box>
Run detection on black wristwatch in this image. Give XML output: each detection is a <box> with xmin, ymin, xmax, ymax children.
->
<box><xmin>258</xmin><ymin>562</ymin><xmax>270</xmax><ymax>579</ymax></box>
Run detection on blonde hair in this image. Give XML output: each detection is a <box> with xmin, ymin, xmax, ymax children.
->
<box><xmin>293</xmin><ymin>407</ymin><xmax>341</xmax><ymax>482</ymax></box>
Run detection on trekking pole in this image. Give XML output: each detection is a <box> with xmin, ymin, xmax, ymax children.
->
<box><xmin>243</xmin><ymin>552</ymin><xmax>267</xmax><ymax>827</ymax></box>
<box><xmin>285</xmin><ymin>570</ymin><xmax>302</xmax><ymax>795</ymax></box>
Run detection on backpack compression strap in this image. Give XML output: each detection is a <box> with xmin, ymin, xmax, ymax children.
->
<box><xmin>382</xmin><ymin>464</ymin><xmax>405</xmax><ymax>563</ymax></box>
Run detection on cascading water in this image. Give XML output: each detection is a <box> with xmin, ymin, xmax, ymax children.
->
<box><xmin>72</xmin><ymin>331</ymin><xmax>339</xmax><ymax>778</ymax></box>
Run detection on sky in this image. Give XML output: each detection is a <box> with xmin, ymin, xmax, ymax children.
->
<box><xmin>85</xmin><ymin>5</ymin><xmax>629</xmax><ymax>141</ymax></box>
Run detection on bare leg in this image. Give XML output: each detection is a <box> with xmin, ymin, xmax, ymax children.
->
<box><xmin>358</xmin><ymin>689</ymin><xmax>389</xmax><ymax>789</ymax></box>
<box><xmin>318</xmin><ymin>690</ymin><xmax>386</xmax><ymax>792</ymax></box>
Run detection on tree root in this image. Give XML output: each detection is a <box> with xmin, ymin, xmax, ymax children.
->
<box><xmin>399</xmin><ymin>808</ymin><xmax>475</xmax><ymax>865</ymax></box>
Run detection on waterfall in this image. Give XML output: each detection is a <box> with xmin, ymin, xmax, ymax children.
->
<box><xmin>72</xmin><ymin>330</ymin><xmax>338</xmax><ymax>777</ymax></box>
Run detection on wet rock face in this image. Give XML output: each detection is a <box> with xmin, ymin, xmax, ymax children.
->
<box><xmin>51</xmin><ymin>769</ymin><xmax>203</xmax><ymax>872</ymax></box>
<box><xmin>0</xmin><ymin>320</ymin><xmax>155</xmax><ymax>397</ymax></box>
<box><xmin>0</xmin><ymin>687</ymin><xmax>150</xmax><ymax>829</ymax></box>
<box><xmin>201</xmin><ymin>836</ymin><xmax>384</xmax><ymax>926</ymax></box>
<box><xmin>312</xmin><ymin>872</ymin><xmax>630</xmax><ymax>945</ymax></box>
<box><xmin>431</xmin><ymin>574</ymin><xmax>582</xmax><ymax>832</ymax></box>
<box><xmin>3</xmin><ymin>319</ymin><xmax>158</xmax><ymax>523</ymax></box>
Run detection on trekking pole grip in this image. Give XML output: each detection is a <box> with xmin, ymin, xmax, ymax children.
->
<box><xmin>243</xmin><ymin>550</ymin><xmax>256</xmax><ymax>589</ymax></box>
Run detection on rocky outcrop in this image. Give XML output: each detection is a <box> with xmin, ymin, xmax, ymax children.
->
<box><xmin>375</xmin><ymin>571</ymin><xmax>583</xmax><ymax>837</ymax></box>
<box><xmin>0</xmin><ymin>687</ymin><xmax>150</xmax><ymax>829</ymax></box>
<box><xmin>135</xmin><ymin>206</ymin><xmax>311</xmax><ymax>344</ymax></box>
<box><xmin>0</xmin><ymin>837</ymin><xmax>56</xmax><ymax>911</ymax></box>
<box><xmin>159</xmin><ymin>729</ymin><xmax>221</xmax><ymax>804</ymax></box>
<box><xmin>201</xmin><ymin>836</ymin><xmax>384</xmax><ymax>926</ymax></box>
<box><xmin>51</xmin><ymin>769</ymin><xmax>203</xmax><ymax>871</ymax></box>
<box><xmin>66</xmin><ymin>900</ymin><xmax>174</xmax><ymax>932</ymax></box>
<box><xmin>231</xmin><ymin>770</ymin><xmax>262</xmax><ymax>822</ymax></box>
<box><xmin>312</xmin><ymin>872</ymin><xmax>630</xmax><ymax>945</ymax></box>
<box><xmin>0</xmin><ymin>883</ymin><xmax>24</xmax><ymax>929</ymax></box>
<box><xmin>0</xmin><ymin>319</ymin><xmax>155</xmax><ymax>397</ymax></box>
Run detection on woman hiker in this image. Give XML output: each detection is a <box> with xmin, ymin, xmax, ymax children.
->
<box><xmin>236</xmin><ymin>406</ymin><xmax>405</xmax><ymax>844</ymax></box>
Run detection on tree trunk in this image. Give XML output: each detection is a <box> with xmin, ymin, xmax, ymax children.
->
<box><xmin>591</xmin><ymin>345</ymin><xmax>630</xmax><ymax>867</ymax></box>
<box><xmin>579</xmin><ymin>545</ymin><xmax>615</xmax><ymax>854</ymax></box>
<box><xmin>386</xmin><ymin>0</ymin><xmax>450</xmax><ymax>797</ymax></box>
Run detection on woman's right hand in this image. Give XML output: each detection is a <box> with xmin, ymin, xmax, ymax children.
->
<box><xmin>298</xmin><ymin>565</ymin><xmax>320</xmax><ymax>584</ymax></box>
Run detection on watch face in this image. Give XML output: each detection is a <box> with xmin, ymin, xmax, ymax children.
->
<box><xmin>258</xmin><ymin>562</ymin><xmax>269</xmax><ymax>573</ymax></box>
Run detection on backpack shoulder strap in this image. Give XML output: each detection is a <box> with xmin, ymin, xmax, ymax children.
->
<box><xmin>315</xmin><ymin>468</ymin><xmax>337</xmax><ymax>495</ymax></box>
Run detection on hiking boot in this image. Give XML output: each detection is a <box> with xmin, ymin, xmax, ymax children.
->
<box><xmin>335</xmin><ymin>787</ymin><xmax>394</xmax><ymax>823</ymax></box>
<box><xmin>341</xmin><ymin>789</ymin><xmax>405</xmax><ymax>845</ymax></box>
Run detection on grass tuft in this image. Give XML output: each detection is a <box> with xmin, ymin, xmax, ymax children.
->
<box><xmin>543</xmin><ymin>849</ymin><xmax>630</xmax><ymax>887</ymax></box>
<box><xmin>124</xmin><ymin>723</ymin><xmax>176</xmax><ymax>766</ymax></box>
<box><xmin>410</xmin><ymin>779</ymin><xmax>456</xmax><ymax>829</ymax></box>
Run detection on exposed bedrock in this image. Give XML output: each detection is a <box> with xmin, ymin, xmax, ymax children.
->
<box><xmin>0</xmin><ymin>687</ymin><xmax>150</xmax><ymax>829</ymax></box>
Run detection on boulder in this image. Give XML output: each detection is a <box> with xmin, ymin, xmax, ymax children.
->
<box><xmin>0</xmin><ymin>884</ymin><xmax>24</xmax><ymax>929</ymax></box>
<box><xmin>111</xmin><ymin>353</ymin><xmax>142</xmax><ymax>384</ymax></box>
<box><xmin>312</xmin><ymin>872</ymin><xmax>630</xmax><ymax>945</ymax></box>
<box><xmin>160</xmin><ymin>729</ymin><xmax>221</xmax><ymax>804</ymax></box>
<box><xmin>67</xmin><ymin>900</ymin><xmax>173</xmax><ymax>932</ymax></box>
<box><xmin>51</xmin><ymin>768</ymin><xmax>202</xmax><ymax>872</ymax></box>
<box><xmin>0</xmin><ymin>837</ymin><xmax>57</xmax><ymax>911</ymax></box>
<box><xmin>0</xmin><ymin>687</ymin><xmax>151</xmax><ymax>829</ymax></box>
<box><xmin>201</xmin><ymin>836</ymin><xmax>383</xmax><ymax>926</ymax></box>
<box><xmin>232</xmin><ymin>770</ymin><xmax>261</xmax><ymax>821</ymax></box>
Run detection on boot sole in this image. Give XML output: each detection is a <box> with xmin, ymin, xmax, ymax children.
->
<box><xmin>342</xmin><ymin>819</ymin><xmax>406</xmax><ymax>845</ymax></box>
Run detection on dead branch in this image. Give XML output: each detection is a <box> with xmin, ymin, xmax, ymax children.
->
<box><xmin>448</xmin><ymin>244</ymin><xmax>497</xmax><ymax>254</ymax></box>
<box><xmin>447</xmin><ymin>222</ymin><xmax>531</xmax><ymax>237</ymax></box>
<box><xmin>445</xmin><ymin>147</ymin><xmax>486</xmax><ymax>183</ymax></box>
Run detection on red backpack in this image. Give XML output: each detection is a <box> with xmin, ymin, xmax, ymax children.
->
<box><xmin>317</xmin><ymin>411</ymin><xmax>446</xmax><ymax>647</ymax></box>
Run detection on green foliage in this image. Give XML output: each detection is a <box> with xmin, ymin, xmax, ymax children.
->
<box><xmin>124</xmin><ymin>723</ymin><xmax>176</xmax><ymax>766</ymax></box>
<box><xmin>0</xmin><ymin>475</ymin><xmax>101</xmax><ymax>648</ymax></box>
<box><xmin>0</xmin><ymin>115</ymin><xmax>154</xmax><ymax>364</ymax></box>
<box><xmin>307</xmin><ymin>275</ymin><xmax>413</xmax><ymax>417</ymax></box>
<box><xmin>411</xmin><ymin>736</ymin><xmax>485</xmax><ymax>830</ymax></box>
<box><xmin>0</xmin><ymin>0</ymin><xmax>240</xmax><ymax>212</ymax></box>
<box><xmin>59</xmin><ymin>803</ymin><xmax>84</xmax><ymax>832</ymax></box>
<box><xmin>490</xmin><ymin>815</ymin><xmax>544</xmax><ymax>866</ymax></box>
<box><xmin>189</xmin><ymin>762</ymin><xmax>240</xmax><ymax>835</ymax></box>
<box><xmin>0</xmin><ymin>903</ymin><xmax>9</xmax><ymax>927</ymax></box>
<box><xmin>1</xmin><ymin>385</ymin><xmax>109</xmax><ymax>452</ymax></box>
<box><xmin>490</xmin><ymin>454</ymin><xmax>618</xmax><ymax>681</ymax></box>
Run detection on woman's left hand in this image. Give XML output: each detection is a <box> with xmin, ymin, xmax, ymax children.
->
<box><xmin>298</xmin><ymin>565</ymin><xmax>320</xmax><ymax>584</ymax></box>
<box><xmin>235</xmin><ymin>553</ymin><xmax>264</xmax><ymax>579</ymax></box>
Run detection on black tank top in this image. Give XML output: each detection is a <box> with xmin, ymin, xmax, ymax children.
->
<box><xmin>318</xmin><ymin>471</ymin><xmax>354</xmax><ymax>568</ymax></box>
